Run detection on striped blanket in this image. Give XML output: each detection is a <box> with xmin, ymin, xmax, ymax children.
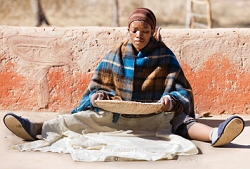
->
<box><xmin>72</xmin><ymin>37</ymin><xmax>194</xmax><ymax>121</ymax></box>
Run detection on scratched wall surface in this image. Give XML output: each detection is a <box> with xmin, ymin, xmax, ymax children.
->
<box><xmin>0</xmin><ymin>27</ymin><xmax>249</xmax><ymax>114</ymax></box>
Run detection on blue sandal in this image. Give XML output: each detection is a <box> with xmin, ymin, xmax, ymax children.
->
<box><xmin>3</xmin><ymin>113</ymin><xmax>37</xmax><ymax>141</ymax></box>
<box><xmin>212</xmin><ymin>115</ymin><xmax>244</xmax><ymax>147</ymax></box>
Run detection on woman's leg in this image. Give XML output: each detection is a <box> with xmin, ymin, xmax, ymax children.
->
<box><xmin>188</xmin><ymin>116</ymin><xmax>245</xmax><ymax>147</ymax></box>
<box><xmin>36</xmin><ymin>122</ymin><xmax>44</xmax><ymax>135</ymax></box>
<box><xmin>187</xmin><ymin>122</ymin><xmax>212</xmax><ymax>141</ymax></box>
<box><xmin>171</xmin><ymin>112</ymin><xmax>245</xmax><ymax>146</ymax></box>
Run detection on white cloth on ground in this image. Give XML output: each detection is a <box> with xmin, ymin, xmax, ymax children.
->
<box><xmin>13</xmin><ymin>110</ymin><xmax>198</xmax><ymax>162</ymax></box>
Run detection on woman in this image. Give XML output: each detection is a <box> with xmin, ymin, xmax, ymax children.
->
<box><xmin>4</xmin><ymin>8</ymin><xmax>244</xmax><ymax>147</ymax></box>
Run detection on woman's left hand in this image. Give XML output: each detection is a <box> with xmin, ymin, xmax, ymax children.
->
<box><xmin>156</xmin><ymin>95</ymin><xmax>172</xmax><ymax>113</ymax></box>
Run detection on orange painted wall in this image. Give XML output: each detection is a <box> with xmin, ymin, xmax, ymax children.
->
<box><xmin>0</xmin><ymin>27</ymin><xmax>249</xmax><ymax>114</ymax></box>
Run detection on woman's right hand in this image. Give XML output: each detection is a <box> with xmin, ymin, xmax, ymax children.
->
<box><xmin>90</xmin><ymin>92</ymin><xmax>104</xmax><ymax>107</ymax></box>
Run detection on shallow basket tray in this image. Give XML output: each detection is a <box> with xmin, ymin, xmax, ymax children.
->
<box><xmin>94</xmin><ymin>100</ymin><xmax>163</xmax><ymax>114</ymax></box>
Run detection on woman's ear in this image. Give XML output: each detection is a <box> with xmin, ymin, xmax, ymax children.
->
<box><xmin>153</xmin><ymin>27</ymin><xmax>162</xmax><ymax>41</ymax></box>
<box><xmin>151</xmin><ymin>28</ymin><xmax>155</xmax><ymax>36</ymax></box>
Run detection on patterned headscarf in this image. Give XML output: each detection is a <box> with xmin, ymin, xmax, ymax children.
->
<box><xmin>128</xmin><ymin>8</ymin><xmax>156</xmax><ymax>30</ymax></box>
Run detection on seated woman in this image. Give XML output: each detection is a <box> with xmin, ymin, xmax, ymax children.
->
<box><xmin>3</xmin><ymin>8</ymin><xmax>244</xmax><ymax>147</ymax></box>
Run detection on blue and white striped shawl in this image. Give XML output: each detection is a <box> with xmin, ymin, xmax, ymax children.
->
<box><xmin>72</xmin><ymin>37</ymin><xmax>195</xmax><ymax>121</ymax></box>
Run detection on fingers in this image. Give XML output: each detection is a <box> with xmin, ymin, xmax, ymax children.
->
<box><xmin>159</xmin><ymin>95</ymin><xmax>172</xmax><ymax>112</ymax></box>
<box><xmin>91</xmin><ymin>93</ymin><xmax>104</xmax><ymax>107</ymax></box>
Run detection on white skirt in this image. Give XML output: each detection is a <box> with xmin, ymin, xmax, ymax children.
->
<box><xmin>13</xmin><ymin>110</ymin><xmax>198</xmax><ymax>162</ymax></box>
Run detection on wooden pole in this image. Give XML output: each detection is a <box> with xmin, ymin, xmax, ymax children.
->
<box><xmin>113</xmin><ymin>0</ymin><xmax>120</xmax><ymax>27</ymax></box>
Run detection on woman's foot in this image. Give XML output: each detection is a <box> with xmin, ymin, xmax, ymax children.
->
<box><xmin>3</xmin><ymin>113</ymin><xmax>38</xmax><ymax>141</ymax></box>
<box><xmin>211</xmin><ymin>115</ymin><xmax>244</xmax><ymax>147</ymax></box>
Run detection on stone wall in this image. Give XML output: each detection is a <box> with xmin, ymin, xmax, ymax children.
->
<box><xmin>0</xmin><ymin>26</ymin><xmax>249</xmax><ymax>114</ymax></box>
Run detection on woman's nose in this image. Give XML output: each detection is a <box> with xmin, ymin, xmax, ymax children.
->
<box><xmin>135</xmin><ymin>30</ymin><xmax>142</xmax><ymax>37</ymax></box>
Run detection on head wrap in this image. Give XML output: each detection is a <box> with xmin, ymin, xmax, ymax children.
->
<box><xmin>128</xmin><ymin>8</ymin><xmax>156</xmax><ymax>30</ymax></box>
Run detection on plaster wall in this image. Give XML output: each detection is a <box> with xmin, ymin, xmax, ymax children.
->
<box><xmin>0</xmin><ymin>26</ymin><xmax>249</xmax><ymax>114</ymax></box>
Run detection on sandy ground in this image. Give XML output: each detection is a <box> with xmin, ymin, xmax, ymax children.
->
<box><xmin>1</xmin><ymin>110</ymin><xmax>250</xmax><ymax>169</ymax></box>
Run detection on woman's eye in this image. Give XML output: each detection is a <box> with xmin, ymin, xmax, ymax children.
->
<box><xmin>130</xmin><ymin>30</ymin><xmax>150</xmax><ymax>34</ymax></box>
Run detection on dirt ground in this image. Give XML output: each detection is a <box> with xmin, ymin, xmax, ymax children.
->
<box><xmin>1</xmin><ymin>110</ymin><xmax>250</xmax><ymax>169</ymax></box>
<box><xmin>1</xmin><ymin>0</ymin><xmax>250</xmax><ymax>28</ymax></box>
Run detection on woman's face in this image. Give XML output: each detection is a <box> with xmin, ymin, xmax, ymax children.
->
<box><xmin>129</xmin><ymin>21</ymin><xmax>154</xmax><ymax>52</ymax></box>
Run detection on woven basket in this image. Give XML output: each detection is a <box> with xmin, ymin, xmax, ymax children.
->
<box><xmin>94</xmin><ymin>100</ymin><xmax>163</xmax><ymax>114</ymax></box>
